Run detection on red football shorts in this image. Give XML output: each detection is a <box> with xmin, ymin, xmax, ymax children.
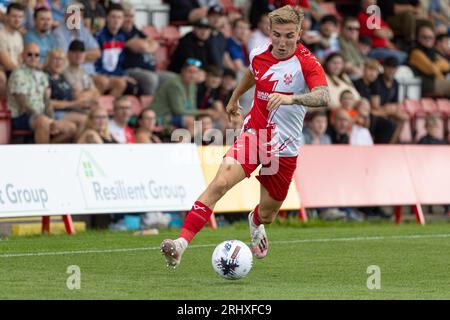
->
<box><xmin>224</xmin><ymin>131</ymin><xmax>298</xmax><ymax>202</ymax></box>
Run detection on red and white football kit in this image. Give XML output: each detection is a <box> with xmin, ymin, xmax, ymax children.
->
<box><xmin>225</xmin><ymin>42</ymin><xmax>328</xmax><ymax>201</ymax></box>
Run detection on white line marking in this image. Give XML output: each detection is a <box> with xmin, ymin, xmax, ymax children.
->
<box><xmin>0</xmin><ymin>233</ymin><xmax>449</xmax><ymax>258</ymax></box>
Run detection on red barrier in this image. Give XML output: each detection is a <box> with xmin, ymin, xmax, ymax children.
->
<box><xmin>293</xmin><ymin>145</ymin><xmax>450</xmax><ymax>224</ymax></box>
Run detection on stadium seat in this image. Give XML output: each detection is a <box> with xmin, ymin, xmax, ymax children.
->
<box><xmin>403</xmin><ymin>99</ymin><xmax>423</xmax><ymax>116</ymax></box>
<box><xmin>125</xmin><ymin>95</ymin><xmax>143</xmax><ymax>115</ymax></box>
<box><xmin>399</xmin><ymin>119</ymin><xmax>413</xmax><ymax>143</ymax></box>
<box><xmin>420</xmin><ymin>98</ymin><xmax>439</xmax><ymax>113</ymax></box>
<box><xmin>154</xmin><ymin>45</ymin><xmax>169</xmax><ymax>70</ymax></box>
<box><xmin>99</xmin><ymin>95</ymin><xmax>115</xmax><ymax>115</ymax></box>
<box><xmin>160</xmin><ymin>25</ymin><xmax>180</xmax><ymax>45</ymax></box>
<box><xmin>436</xmin><ymin>99</ymin><xmax>450</xmax><ymax>115</ymax></box>
<box><xmin>140</xmin><ymin>95</ymin><xmax>154</xmax><ymax>109</ymax></box>
<box><xmin>141</xmin><ymin>25</ymin><xmax>160</xmax><ymax>40</ymax></box>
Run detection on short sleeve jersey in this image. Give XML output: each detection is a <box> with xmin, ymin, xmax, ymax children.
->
<box><xmin>245</xmin><ymin>42</ymin><xmax>328</xmax><ymax>156</ymax></box>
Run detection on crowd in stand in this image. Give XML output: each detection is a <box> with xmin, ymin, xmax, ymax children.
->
<box><xmin>0</xmin><ymin>0</ymin><xmax>449</xmax><ymax>148</ymax></box>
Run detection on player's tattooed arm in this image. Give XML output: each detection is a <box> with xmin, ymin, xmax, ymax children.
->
<box><xmin>292</xmin><ymin>86</ymin><xmax>330</xmax><ymax>108</ymax></box>
<box><xmin>267</xmin><ymin>86</ymin><xmax>330</xmax><ymax>111</ymax></box>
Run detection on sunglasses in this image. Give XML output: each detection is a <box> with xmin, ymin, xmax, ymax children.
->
<box><xmin>27</xmin><ymin>52</ymin><xmax>40</xmax><ymax>57</ymax></box>
<box><xmin>186</xmin><ymin>58</ymin><xmax>202</xmax><ymax>68</ymax></box>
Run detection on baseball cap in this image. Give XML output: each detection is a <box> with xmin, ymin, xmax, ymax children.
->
<box><xmin>208</xmin><ymin>5</ymin><xmax>225</xmax><ymax>15</ymax></box>
<box><xmin>384</xmin><ymin>56</ymin><xmax>400</xmax><ymax>67</ymax></box>
<box><xmin>193</xmin><ymin>17</ymin><xmax>211</xmax><ymax>28</ymax></box>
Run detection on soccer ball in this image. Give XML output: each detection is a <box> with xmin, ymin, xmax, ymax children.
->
<box><xmin>211</xmin><ymin>240</ymin><xmax>253</xmax><ymax>280</ymax></box>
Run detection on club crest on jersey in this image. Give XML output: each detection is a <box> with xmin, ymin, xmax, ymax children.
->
<box><xmin>284</xmin><ymin>73</ymin><xmax>293</xmax><ymax>85</ymax></box>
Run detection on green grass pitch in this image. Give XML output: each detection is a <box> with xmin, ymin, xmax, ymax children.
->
<box><xmin>1</xmin><ymin>221</ymin><xmax>450</xmax><ymax>299</ymax></box>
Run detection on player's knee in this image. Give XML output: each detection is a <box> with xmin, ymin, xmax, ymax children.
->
<box><xmin>210</xmin><ymin>176</ymin><xmax>230</xmax><ymax>196</ymax></box>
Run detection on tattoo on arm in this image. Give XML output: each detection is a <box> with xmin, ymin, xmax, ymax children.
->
<box><xmin>292</xmin><ymin>86</ymin><xmax>330</xmax><ymax>108</ymax></box>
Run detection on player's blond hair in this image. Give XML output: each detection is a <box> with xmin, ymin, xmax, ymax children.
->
<box><xmin>268</xmin><ymin>5</ymin><xmax>304</xmax><ymax>31</ymax></box>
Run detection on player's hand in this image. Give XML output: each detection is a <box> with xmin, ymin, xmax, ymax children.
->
<box><xmin>267</xmin><ymin>93</ymin><xmax>293</xmax><ymax>111</ymax></box>
<box><xmin>226</xmin><ymin>100</ymin><xmax>242</xmax><ymax>122</ymax></box>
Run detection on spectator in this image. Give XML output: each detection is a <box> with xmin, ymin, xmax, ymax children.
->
<box><xmin>7</xmin><ymin>43</ymin><xmax>77</xmax><ymax>143</ymax></box>
<box><xmin>121</xmin><ymin>2</ymin><xmax>161</xmax><ymax>96</ymax></box>
<box><xmin>197</xmin><ymin>64</ymin><xmax>228</xmax><ymax>130</ymax></box>
<box><xmin>358</xmin><ymin>0</ymin><xmax>407</xmax><ymax>64</ymax></box>
<box><xmin>49</xmin><ymin>0</ymin><xmax>72</xmax><ymax>27</ymax></box>
<box><xmin>63</xmin><ymin>40</ymin><xmax>100</xmax><ymax>111</ymax></box>
<box><xmin>94</xmin><ymin>3</ymin><xmax>138</xmax><ymax>97</ymax></box>
<box><xmin>337</xmin><ymin>89</ymin><xmax>358</xmax><ymax>119</ymax></box>
<box><xmin>378</xmin><ymin>0</ymin><xmax>431</xmax><ymax>49</ymax></box>
<box><xmin>45</xmin><ymin>48</ymin><xmax>89</xmax><ymax>134</ymax></box>
<box><xmin>76</xmin><ymin>105</ymin><xmax>118</xmax><ymax>143</ymax></box>
<box><xmin>168</xmin><ymin>18</ymin><xmax>215</xmax><ymax>73</ymax></box>
<box><xmin>248</xmin><ymin>14</ymin><xmax>271</xmax><ymax>53</ymax></box>
<box><xmin>217</xmin><ymin>68</ymin><xmax>237</xmax><ymax>106</ymax></box>
<box><xmin>79</xmin><ymin>0</ymin><xmax>106</xmax><ymax>34</ymax></box>
<box><xmin>376</xmin><ymin>57</ymin><xmax>410</xmax><ymax>143</ymax></box>
<box><xmin>0</xmin><ymin>3</ymin><xmax>25</xmax><ymax>74</ymax></box>
<box><xmin>108</xmin><ymin>96</ymin><xmax>135</xmax><ymax>144</ymax></box>
<box><xmin>352</xmin><ymin>59</ymin><xmax>382</xmax><ymax>110</ymax></box>
<box><xmin>134</xmin><ymin>107</ymin><xmax>161</xmax><ymax>144</ymax></box>
<box><xmin>428</xmin><ymin>0</ymin><xmax>450</xmax><ymax>35</ymax></box>
<box><xmin>193</xmin><ymin>113</ymin><xmax>215</xmax><ymax>145</ymax></box>
<box><xmin>354</xmin><ymin>98</ymin><xmax>396</xmax><ymax>144</ymax></box>
<box><xmin>338</xmin><ymin>16</ymin><xmax>364</xmax><ymax>80</ymax></box>
<box><xmin>24</xmin><ymin>7</ymin><xmax>55</xmax><ymax>66</ymax></box>
<box><xmin>302</xmin><ymin>110</ymin><xmax>332</xmax><ymax>145</ymax></box>
<box><xmin>418</xmin><ymin>113</ymin><xmax>447</xmax><ymax>144</ymax></box>
<box><xmin>152</xmin><ymin>58</ymin><xmax>213</xmax><ymax>136</ymax></box>
<box><xmin>300</xmin><ymin>11</ymin><xmax>322</xmax><ymax>51</ymax></box>
<box><xmin>224</xmin><ymin>18</ymin><xmax>250</xmax><ymax>74</ymax></box>
<box><xmin>207</xmin><ymin>5</ymin><xmax>227</xmax><ymax>69</ymax></box>
<box><xmin>328</xmin><ymin>108</ymin><xmax>351</xmax><ymax>144</ymax></box>
<box><xmin>314</xmin><ymin>14</ymin><xmax>340</xmax><ymax>62</ymax></box>
<box><xmin>409</xmin><ymin>24</ymin><xmax>450</xmax><ymax>97</ymax></box>
<box><xmin>52</xmin><ymin>2</ymin><xmax>101</xmax><ymax>76</ymax></box>
<box><xmin>168</xmin><ymin>0</ymin><xmax>208</xmax><ymax>24</ymax></box>
<box><xmin>435</xmin><ymin>33</ymin><xmax>450</xmax><ymax>61</ymax></box>
<box><xmin>358</xmin><ymin>35</ymin><xmax>372</xmax><ymax>57</ymax></box>
<box><xmin>324</xmin><ymin>52</ymin><xmax>361</xmax><ymax>109</ymax></box>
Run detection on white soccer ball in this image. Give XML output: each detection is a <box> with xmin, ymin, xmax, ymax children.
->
<box><xmin>211</xmin><ymin>240</ymin><xmax>253</xmax><ymax>280</ymax></box>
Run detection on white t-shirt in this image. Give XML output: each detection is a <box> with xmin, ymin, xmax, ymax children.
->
<box><xmin>108</xmin><ymin>119</ymin><xmax>126</xmax><ymax>144</ymax></box>
<box><xmin>350</xmin><ymin>125</ymin><xmax>374</xmax><ymax>146</ymax></box>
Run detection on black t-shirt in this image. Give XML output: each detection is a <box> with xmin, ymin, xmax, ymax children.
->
<box><xmin>327</xmin><ymin>126</ymin><xmax>350</xmax><ymax>144</ymax></box>
<box><xmin>48</xmin><ymin>73</ymin><xmax>74</xmax><ymax>101</ymax></box>
<box><xmin>208</xmin><ymin>31</ymin><xmax>227</xmax><ymax>69</ymax></box>
<box><xmin>168</xmin><ymin>0</ymin><xmax>200</xmax><ymax>22</ymax></box>
<box><xmin>377</xmin><ymin>75</ymin><xmax>399</xmax><ymax>106</ymax></box>
<box><xmin>197</xmin><ymin>82</ymin><xmax>220</xmax><ymax>109</ymax></box>
<box><xmin>122</xmin><ymin>25</ymin><xmax>156</xmax><ymax>71</ymax></box>
<box><xmin>352</xmin><ymin>78</ymin><xmax>380</xmax><ymax>101</ymax></box>
<box><xmin>168</xmin><ymin>32</ymin><xmax>215</xmax><ymax>73</ymax></box>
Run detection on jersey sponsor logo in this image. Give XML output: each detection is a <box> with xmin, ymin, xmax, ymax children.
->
<box><xmin>256</xmin><ymin>90</ymin><xmax>270</xmax><ymax>101</ymax></box>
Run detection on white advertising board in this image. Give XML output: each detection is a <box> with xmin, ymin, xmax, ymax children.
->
<box><xmin>0</xmin><ymin>144</ymin><xmax>205</xmax><ymax>217</ymax></box>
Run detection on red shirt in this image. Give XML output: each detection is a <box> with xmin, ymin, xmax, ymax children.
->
<box><xmin>358</xmin><ymin>11</ymin><xmax>390</xmax><ymax>49</ymax></box>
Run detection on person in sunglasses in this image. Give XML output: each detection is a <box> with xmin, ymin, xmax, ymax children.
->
<box><xmin>161</xmin><ymin>6</ymin><xmax>330</xmax><ymax>268</ymax></box>
<box><xmin>7</xmin><ymin>43</ymin><xmax>77</xmax><ymax>143</ymax></box>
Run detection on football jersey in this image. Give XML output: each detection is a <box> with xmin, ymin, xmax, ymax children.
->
<box><xmin>244</xmin><ymin>42</ymin><xmax>328</xmax><ymax>156</ymax></box>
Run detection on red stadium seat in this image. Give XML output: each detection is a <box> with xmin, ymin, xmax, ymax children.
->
<box><xmin>140</xmin><ymin>95</ymin><xmax>154</xmax><ymax>109</ymax></box>
<box><xmin>160</xmin><ymin>25</ymin><xmax>180</xmax><ymax>45</ymax></box>
<box><xmin>141</xmin><ymin>25</ymin><xmax>160</xmax><ymax>40</ymax></box>
<box><xmin>155</xmin><ymin>45</ymin><xmax>169</xmax><ymax>70</ymax></box>
<box><xmin>125</xmin><ymin>95</ymin><xmax>143</xmax><ymax>115</ymax></box>
<box><xmin>403</xmin><ymin>99</ymin><xmax>423</xmax><ymax>116</ymax></box>
<box><xmin>436</xmin><ymin>99</ymin><xmax>450</xmax><ymax>115</ymax></box>
<box><xmin>99</xmin><ymin>95</ymin><xmax>115</xmax><ymax>115</ymax></box>
<box><xmin>420</xmin><ymin>98</ymin><xmax>439</xmax><ymax>113</ymax></box>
